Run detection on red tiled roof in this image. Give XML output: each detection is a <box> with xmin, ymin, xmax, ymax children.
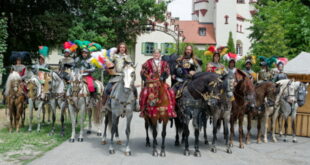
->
<box><xmin>177</xmin><ymin>20</ymin><xmax>216</xmax><ymax>45</ymax></box>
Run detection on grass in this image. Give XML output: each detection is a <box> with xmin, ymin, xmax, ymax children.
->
<box><xmin>0</xmin><ymin>108</ymin><xmax>74</xmax><ymax>165</ymax></box>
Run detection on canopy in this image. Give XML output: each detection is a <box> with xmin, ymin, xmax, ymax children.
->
<box><xmin>284</xmin><ymin>52</ymin><xmax>310</xmax><ymax>74</ymax></box>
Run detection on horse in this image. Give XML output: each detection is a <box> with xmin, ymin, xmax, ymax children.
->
<box><xmin>104</xmin><ymin>64</ymin><xmax>136</xmax><ymax>155</ymax></box>
<box><xmin>229</xmin><ymin>70</ymin><xmax>256</xmax><ymax>149</ymax></box>
<box><xmin>44</xmin><ymin>71</ymin><xmax>67</xmax><ymax>136</ymax></box>
<box><xmin>175</xmin><ymin>72</ymin><xmax>222</xmax><ymax>156</ymax></box>
<box><xmin>244</xmin><ymin>81</ymin><xmax>279</xmax><ymax>144</ymax></box>
<box><xmin>276</xmin><ymin>80</ymin><xmax>308</xmax><ymax>143</ymax></box>
<box><xmin>26</xmin><ymin>76</ymin><xmax>45</xmax><ymax>132</ymax></box>
<box><xmin>4</xmin><ymin>71</ymin><xmax>26</xmax><ymax>132</ymax></box>
<box><xmin>66</xmin><ymin>70</ymin><xmax>89</xmax><ymax>142</ymax></box>
<box><xmin>142</xmin><ymin>76</ymin><xmax>176</xmax><ymax>157</ymax></box>
<box><xmin>204</xmin><ymin>73</ymin><xmax>235</xmax><ymax>154</ymax></box>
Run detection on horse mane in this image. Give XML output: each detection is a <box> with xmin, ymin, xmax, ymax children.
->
<box><xmin>30</xmin><ymin>77</ymin><xmax>42</xmax><ymax>98</ymax></box>
<box><xmin>5</xmin><ymin>71</ymin><xmax>21</xmax><ymax>96</ymax></box>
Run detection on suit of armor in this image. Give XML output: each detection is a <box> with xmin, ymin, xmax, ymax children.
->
<box><xmin>75</xmin><ymin>57</ymin><xmax>96</xmax><ymax>92</ymax></box>
<box><xmin>59</xmin><ymin>56</ymin><xmax>74</xmax><ymax>82</ymax></box>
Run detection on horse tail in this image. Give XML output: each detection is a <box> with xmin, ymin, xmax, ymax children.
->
<box><xmin>92</xmin><ymin>97</ymin><xmax>102</xmax><ymax>125</ymax></box>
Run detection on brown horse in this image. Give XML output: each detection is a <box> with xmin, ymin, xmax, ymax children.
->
<box><xmin>142</xmin><ymin>77</ymin><xmax>175</xmax><ymax>157</ymax></box>
<box><xmin>245</xmin><ymin>81</ymin><xmax>279</xmax><ymax>144</ymax></box>
<box><xmin>5</xmin><ymin>72</ymin><xmax>26</xmax><ymax>133</ymax></box>
<box><xmin>229</xmin><ymin>70</ymin><xmax>256</xmax><ymax>148</ymax></box>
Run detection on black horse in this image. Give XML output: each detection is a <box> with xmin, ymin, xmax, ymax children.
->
<box><xmin>175</xmin><ymin>72</ymin><xmax>223</xmax><ymax>156</ymax></box>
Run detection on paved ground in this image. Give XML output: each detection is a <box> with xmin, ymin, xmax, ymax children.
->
<box><xmin>30</xmin><ymin>113</ymin><xmax>310</xmax><ymax>165</ymax></box>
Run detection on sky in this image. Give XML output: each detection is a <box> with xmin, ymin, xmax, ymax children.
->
<box><xmin>167</xmin><ymin>0</ymin><xmax>192</xmax><ymax>20</ymax></box>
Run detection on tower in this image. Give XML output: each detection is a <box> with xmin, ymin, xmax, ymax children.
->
<box><xmin>192</xmin><ymin>0</ymin><xmax>216</xmax><ymax>23</ymax></box>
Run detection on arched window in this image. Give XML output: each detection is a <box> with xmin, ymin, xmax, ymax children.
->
<box><xmin>236</xmin><ymin>40</ymin><xmax>243</xmax><ymax>56</ymax></box>
<box><xmin>225</xmin><ymin>15</ymin><xmax>229</xmax><ymax>24</ymax></box>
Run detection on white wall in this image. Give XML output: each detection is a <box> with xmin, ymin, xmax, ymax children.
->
<box><xmin>45</xmin><ymin>47</ymin><xmax>63</xmax><ymax>65</ymax></box>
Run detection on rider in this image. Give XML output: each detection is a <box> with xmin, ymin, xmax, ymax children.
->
<box><xmin>206</xmin><ymin>51</ymin><xmax>227</xmax><ymax>76</ymax></box>
<box><xmin>272</xmin><ymin>61</ymin><xmax>288</xmax><ymax>82</ymax></box>
<box><xmin>11</xmin><ymin>57</ymin><xmax>27</xmax><ymax>80</ymax></box>
<box><xmin>243</xmin><ymin>59</ymin><xmax>257</xmax><ymax>82</ymax></box>
<box><xmin>258</xmin><ymin>61</ymin><xmax>272</xmax><ymax>83</ymax></box>
<box><xmin>227</xmin><ymin>58</ymin><xmax>236</xmax><ymax>75</ymax></box>
<box><xmin>59</xmin><ymin>48</ymin><xmax>75</xmax><ymax>82</ymax></box>
<box><xmin>74</xmin><ymin>48</ymin><xmax>96</xmax><ymax>95</ymax></box>
<box><xmin>104</xmin><ymin>42</ymin><xmax>137</xmax><ymax>109</ymax></box>
<box><xmin>32</xmin><ymin>46</ymin><xmax>50</xmax><ymax>84</ymax></box>
<box><xmin>139</xmin><ymin>49</ymin><xmax>176</xmax><ymax>118</ymax></box>
<box><xmin>173</xmin><ymin>45</ymin><xmax>202</xmax><ymax>98</ymax></box>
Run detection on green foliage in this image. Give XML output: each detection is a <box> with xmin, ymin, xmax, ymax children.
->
<box><xmin>227</xmin><ymin>32</ymin><xmax>236</xmax><ymax>53</ymax></box>
<box><xmin>250</xmin><ymin>0</ymin><xmax>310</xmax><ymax>59</ymax></box>
<box><xmin>0</xmin><ymin>13</ymin><xmax>8</xmax><ymax>74</ymax></box>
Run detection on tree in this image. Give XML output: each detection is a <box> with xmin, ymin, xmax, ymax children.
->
<box><xmin>0</xmin><ymin>13</ymin><xmax>8</xmax><ymax>84</ymax></box>
<box><xmin>227</xmin><ymin>32</ymin><xmax>236</xmax><ymax>53</ymax></box>
<box><xmin>250</xmin><ymin>0</ymin><xmax>310</xmax><ymax>59</ymax></box>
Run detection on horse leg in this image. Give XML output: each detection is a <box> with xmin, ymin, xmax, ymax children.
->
<box><xmin>109</xmin><ymin>115</ymin><xmax>118</xmax><ymax>154</ymax></box>
<box><xmin>124</xmin><ymin>113</ymin><xmax>133</xmax><ymax>156</ymax></box>
<box><xmin>16</xmin><ymin>104</ymin><xmax>23</xmax><ymax>132</ymax></box>
<box><xmin>160</xmin><ymin>119</ymin><xmax>168</xmax><ymax>157</ymax></box>
<box><xmin>49</xmin><ymin>99</ymin><xmax>56</xmax><ymax>135</ymax></box>
<box><xmin>151</xmin><ymin>121</ymin><xmax>158</xmax><ymax>157</ymax></box>
<box><xmin>283</xmin><ymin>117</ymin><xmax>288</xmax><ymax>142</ymax></box>
<box><xmin>246</xmin><ymin>113</ymin><xmax>251</xmax><ymax>145</ymax></box>
<box><xmin>60</xmin><ymin>100</ymin><xmax>66</xmax><ymax>137</ymax></box>
<box><xmin>28</xmin><ymin>99</ymin><xmax>34</xmax><ymax>132</ymax></box>
<box><xmin>229</xmin><ymin>117</ymin><xmax>235</xmax><ymax>147</ymax></box>
<box><xmin>194</xmin><ymin>127</ymin><xmax>201</xmax><ymax>156</ymax></box>
<box><xmin>101</xmin><ymin>112</ymin><xmax>109</xmax><ymax>145</ymax></box>
<box><xmin>239</xmin><ymin>115</ymin><xmax>244</xmax><ymax>149</ymax></box>
<box><xmin>211</xmin><ymin>117</ymin><xmax>218</xmax><ymax>153</ymax></box>
<box><xmin>78</xmin><ymin>98</ymin><xmax>86</xmax><ymax>142</ymax></box>
<box><xmin>224</xmin><ymin>118</ymin><xmax>232</xmax><ymax>154</ymax></box>
<box><xmin>257</xmin><ymin>117</ymin><xmax>262</xmax><ymax>144</ymax></box>
<box><xmin>115</xmin><ymin>117</ymin><xmax>122</xmax><ymax>145</ymax></box>
<box><xmin>278</xmin><ymin>114</ymin><xmax>284</xmax><ymax>137</ymax></box>
<box><xmin>145</xmin><ymin>118</ymin><xmax>151</xmax><ymax>147</ymax></box>
<box><xmin>42</xmin><ymin>103</ymin><xmax>46</xmax><ymax>124</ymax></box>
<box><xmin>68</xmin><ymin>104</ymin><xmax>76</xmax><ymax>142</ymax></box>
<box><xmin>263</xmin><ymin>111</ymin><xmax>269</xmax><ymax>143</ymax></box>
<box><xmin>183</xmin><ymin>122</ymin><xmax>190</xmax><ymax>156</ymax></box>
<box><xmin>9</xmin><ymin>106</ymin><xmax>13</xmax><ymax>133</ymax></box>
<box><xmin>86</xmin><ymin>107</ymin><xmax>92</xmax><ymax>134</ymax></box>
<box><xmin>203</xmin><ymin>114</ymin><xmax>209</xmax><ymax>145</ymax></box>
<box><xmin>174</xmin><ymin>118</ymin><xmax>180</xmax><ymax>146</ymax></box>
<box><xmin>292</xmin><ymin>111</ymin><xmax>297</xmax><ymax>143</ymax></box>
<box><xmin>36</xmin><ymin>101</ymin><xmax>44</xmax><ymax>132</ymax></box>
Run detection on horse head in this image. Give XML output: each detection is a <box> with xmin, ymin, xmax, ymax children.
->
<box><xmin>235</xmin><ymin>75</ymin><xmax>256</xmax><ymax>109</ymax></box>
<box><xmin>43</xmin><ymin>72</ymin><xmax>53</xmax><ymax>93</ymax></box>
<box><xmin>123</xmin><ymin>64</ymin><xmax>136</xmax><ymax>91</ymax></box>
<box><xmin>296</xmin><ymin>82</ymin><xmax>308</xmax><ymax>107</ymax></box>
<box><xmin>70</xmin><ymin>69</ymin><xmax>85</xmax><ymax>95</ymax></box>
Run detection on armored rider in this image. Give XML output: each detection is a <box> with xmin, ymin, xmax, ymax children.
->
<box><xmin>272</xmin><ymin>62</ymin><xmax>288</xmax><ymax>82</ymax></box>
<box><xmin>172</xmin><ymin>45</ymin><xmax>202</xmax><ymax>98</ymax></box>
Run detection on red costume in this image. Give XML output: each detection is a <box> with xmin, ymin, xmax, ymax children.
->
<box><xmin>139</xmin><ymin>59</ymin><xmax>176</xmax><ymax>118</ymax></box>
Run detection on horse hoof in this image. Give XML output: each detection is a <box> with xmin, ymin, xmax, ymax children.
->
<box><xmin>160</xmin><ymin>151</ymin><xmax>166</xmax><ymax>157</ymax></box>
<box><xmin>211</xmin><ymin>147</ymin><xmax>217</xmax><ymax>153</ymax></box>
<box><xmin>174</xmin><ymin>141</ymin><xmax>180</xmax><ymax>146</ymax></box>
<box><xmin>257</xmin><ymin>140</ymin><xmax>261</xmax><ymax>144</ymax></box>
<box><xmin>263</xmin><ymin>139</ymin><xmax>268</xmax><ymax>143</ymax></box>
<box><xmin>69</xmin><ymin>138</ymin><xmax>75</xmax><ymax>143</ymax></box>
<box><xmin>116</xmin><ymin>140</ymin><xmax>122</xmax><ymax>145</ymax></box>
<box><xmin>239</xmin><ymin>144</ymin><xmax>244</xmax><ymax>149</ymax></box>
<box><xmin>293</xmin><ymin>139</ymin><xmax>298</xmax><ymax>143</ymax></box>
<box><xmin>78</xmin><ymin>138</ymin><xmax>83</xmax><ymax>142</ymax></box>
<box><xmin>86</xmin><ymin>130</ymin><xmax>91</xmax><ymax>134</ymax></box>
<box><xmin>145</xmin><ymin>142</ymin><xmax>151</xmax><ymax>147</ymax></box>
<box><xmin>184</xmin><ymin>150</ymin><xmax>190</xmax><ymax>156</ymax></box>
<box><xmin>283</xmin><ymin>139</ymin><xmax>287</xmax><ymax>142</ymax></box>
<box><xmin>194</xmin><ymin>151</ymin><xmax>201</xmax><ymax>157</ymax></box>
<box><xmin>125</xmin><ymin>151</ymin><xmax>132</xmax><ymax>156</ymax></box>
<box><xmin>272</xmin><ymin>138</ymin><xmax>277</xmax><ymax>143</ymax></box>
<box><xmin>152</xmin><ymin>150</ymin><xmax>158</xmax><ymax>157</ymax></box>
<box><xmin>246</xmin><ymin>140</ymin><xmax>250</xmax><ymax>145</ymax></box>
<box><xmin>227</xmin><ymin>148</ymin><xmax>232</xmax><ymax>154</ymax></box>
<box><xmin>97</xmin><ymin>133</ymin><xmax>102</xmax><ymax>136</ymax></box>
<box><xmin>229</xmin><ymin>143</ymin><xmax>233</xmax><ymax>148</ymax></box>
<box><xmin>101</xmin><ymin>140</ymin><xmax>107</xmax><ymax>145</ymax></box>
<box><xmin>109</xmin><ymin>149</ymin><xmax>115</xmax><ymax>154</ymax></box>
<box><xmin>36</xmin><ymin>129</ymin><xmax>41</xmax><ymax>133</ymax></box>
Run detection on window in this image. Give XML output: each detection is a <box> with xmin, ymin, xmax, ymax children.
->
<box><xmin>142</xmin><ymin>42</ymin><xmax>157</xmax><ymax>55</ymax></box>
<box><xmin>236</xmin><ymin>41</ymin><xmax>243</xmax><ymax>56</ymax></box>
<box><xmin>198</xmin><ymin>27</ymin><xmax>206</xmax><ymax>36</ymax></box>
<box><xmin>225</xmin><ymin>15</ymin><xmax>229</xmax><ymax>24</ymax></box>
<box><xmin>161</xmin><ymin>43</ymin><xmax>173</xmax><ymax>55</ymax></box>
<box><xmin>237</xmin><ymin>0</ymin><xmax>245</xmax><ymax>3</ymax></box>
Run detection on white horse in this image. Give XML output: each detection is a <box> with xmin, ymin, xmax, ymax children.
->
<box><xmin>273</xmin><ymin>79</ymin><xmax>308</xmax><ymax>142</ymax></box>
<box><xmin>67</xmin><ymin>70</ymin><xmax>88</xmax><ymax>142</ymax></box>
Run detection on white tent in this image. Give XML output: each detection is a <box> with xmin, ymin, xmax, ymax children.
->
<box><xmin>284</xmin><ymin>52</ymin><xmax>310</xmax><ymax>74</ymax></box>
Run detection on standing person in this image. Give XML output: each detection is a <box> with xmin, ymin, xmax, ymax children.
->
<box><xmin>258</xmin><ymin>61</ymin><xmax>272</xmax><ymax>83</ymax></box>
<box><xmin>272</xmin><ymin>62</ymin><xmax>288</xmax><ymax>82</ymax></box>
<box><xmin>75</xmin><ymin>48</ymin><xmax>96</xmax><ymax>94</ymax></box>
<box><xmin>139</xmin><ymin>49</ymin><xmax>176</xmax><ymax>117</ymax></box>
<box><xmin>243</xmin><ymin>60</ymin><xmax>257</xmax><ymax>82</ymax></box>
<box><xmin>206</xmin><ymin>52</ymin><xmax>226</xmax><ymax>76</ymax></box>
<box><xmin>104</xmin><ymin>42</ymin><xmax>137</xmax><ymax>109</ymax></box>
<box><xmin>173</xmin><ymin>45</ymin><xmax>202</xmax><ymax>98</ymax></box>
<box><xmin>59</xmin><ymin>48</ymin><xmax>75</xmax><ymax>82</ymax></box>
